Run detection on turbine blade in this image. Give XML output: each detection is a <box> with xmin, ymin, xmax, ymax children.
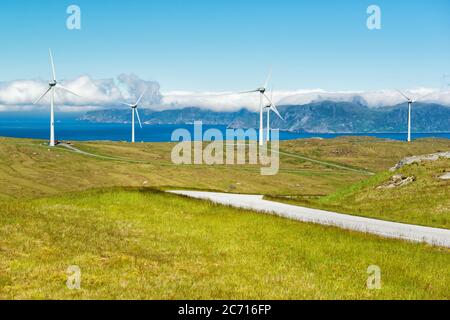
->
<box><xmin>33</xmin><ymin>86</ymin><xmax>52</xmax><ymax>104</ymax></box>
<box><xmin>395</xmin><ymin>88</ymin><xmax>411</xmax><ymax>101</ymax></box>
<box><xmin>56</xmin><ymin>84</ymin><xmax>80</xmax><ymax>97</ymax></box>
<box><xmin>270</xmin><ymin>105</ymin><xmax>283</xmax><ymax>121</ymax></box>
<box><xmin>135</xmin><ymin>108</ymin><xmax>142</xmax><ymax>128</ymax></box>
<box><xmin>263</xmin><ymin>68</ymin><xmax>272</xmax><ymax>89</ymax></box>
<box><xmin>119</xmin><ymin>102</ymin><xmax>134</xmax><ymax>107</ymax></box>
<box><xmin>263</xmin><ymin>92</ymin><xmax>283</xmax><ymax>121</ymax></box>
<box><xmin>414</xmin><ymin>91</ymin><xmax>436</xmax><ymax>102</ymax></box>
<box><xmin>236</xmin><ymin>89</ymin><xmax>259</xmax><ymax>94</ymax></box>
<box><xmin>49</xmin><ymin>49</ymin><xmax>56</xmax><ymax>81</ymax></box>
<box><xmin>135</xmin><ymin>90</ymin><xmax>146</xmax><ymax>105</ymax></box>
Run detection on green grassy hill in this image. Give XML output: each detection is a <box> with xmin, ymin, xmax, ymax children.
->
<box><xmin>268</xmin><ymin>158</ymin><xmax>450</xmax><ymax>229</ymax></box>
<box><xmin>281</xmin><ymin>136</ymin><xmax>450</xmax><ymax>172</ymax></box>
<box><xmin>0</xmin><ymin>136</ymin><xmax>449</xmax><ymax>299</ymax></box>
<box><xmin>0</xmin><ymin>137</ymin><xmax>367</xmax><ymax>199</ymax></box>
<box><xmin>1</xmin><ymin>188</ymin><xmax>449</xmax><ymax>299</ymax></box>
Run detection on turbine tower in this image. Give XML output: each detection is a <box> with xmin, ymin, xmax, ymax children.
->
<box><xmin>264</xmin><ymin>89</ymin><xmax>279</xmax><ymax>142</ymax></box>
<box><xmin>238</xmin><ymin>70</ymin><xmax>283</xmax><ymax>145</ymax></box>
<box><xmin>33</xmin><ymin>49</ymin><xmax>80</xmax><ymax>146</ymax></box>
<box><xmin>396</xmin><ymin>89</ymin><xmax>415</xmax><ymax>143</ymax></box>
<box><xmin>120</xmin><ymin>91</ymin><xmax>145</xmax><ymax>143</ymax></box>
<box><xmin>395</xmin><ymin>89</ymin><xmax>436</xmax><ymax>142</ymax></box>
<box><xmin>265</xmin><ymin>104</ymin><xmax>270</xmax><ymax>142</ymax></box>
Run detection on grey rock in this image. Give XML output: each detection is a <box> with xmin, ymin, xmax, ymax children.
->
<box><xmin>377</xmin><ymin>175</ymin><xmax>415</xmax><ymax>189</ymax></box>
<box><xmin>390</xmin><ymin>151</ymin><xmax>450</xmax><ymax>171</ymax></box>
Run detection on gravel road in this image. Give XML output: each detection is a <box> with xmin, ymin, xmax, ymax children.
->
<box><xmin>168</xmin><ymin>190</ymin><xmax>450</xmax><ymax>248</ymax></box>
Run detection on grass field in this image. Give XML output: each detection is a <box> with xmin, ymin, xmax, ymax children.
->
<box><xmin>0</xmin><ymin>137</ymin><xmax>367</xmax><ymax>199</ymax></box>
<box><xmin>1</xmin><ymin>188</ymin><xmax>449</xmax><ymax>299</ymax></box>
<box><xmin>0</xmin><ymin>136</ymin><xmax>449</xmax><ymax>299</ymax></box>
<box><xmin>281</xmin><ymin>136</ymin><xmax>450</xmax><ymax>172</ymax></box>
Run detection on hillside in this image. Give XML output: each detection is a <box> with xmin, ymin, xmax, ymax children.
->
<box><xmin>0</xmin><ymin>137</ymin><xmax>368</xmax><ymax>199</ymax></box>
<box><xmin>80</xmin><ymin>101</ymin><xmax>450</xmax><ymax>133</ymax></box>
<box><xmin>269</xmin><ymin>156</ymin><xmax>450</xmax><ymax>229</ymax></box>
<box><xmin>0</xmin><ymin>136</ymin><xmax>449</xmax><ymax>299</ymax></box>
<box><xmin>1</xmin><ymin>187</ymin><xmax>449</xmax><ymax>299</ymax></box>
<box><xmin>1</xmin><ymin>136</ymin><xmax>449</xmax><ymax>228</ymax></box>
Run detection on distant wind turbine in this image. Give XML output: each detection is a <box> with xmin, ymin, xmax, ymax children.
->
<box><xmin>264</xmin><ymin>88</ymin><xmax>279</xmax><ymax>142</ymax></box>
<box><xmin>395</xmin><ymin>89</ymin><xmax>436</xmax><ymax>142</ymax></box>
<box><xmin>237</xmin><ymin>70</ymin><xmax>283</xmax><ymax>145</ymax></box>
<box><xmin>120</xmin><ymin>90</ymin><xmax>145</xmax><ymax>143</ymax></box>
<box><xmin>33</xmin><ymin>49</ymin><xmax>80</xmax><ymax>146</ymax></box>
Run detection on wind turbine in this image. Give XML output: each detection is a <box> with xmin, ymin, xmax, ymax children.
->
<box><xmin>33</xmin><ymin>49</ymin><xmax>80</xmax><ymax>146</ymax></box>
<box><xmin>264</xmin><ymin>88</ymin><xmax>278</xmax><ymax>142</ymax></box>
<box><xmin>120</xmin><ymin>91</ymin><xmax>145</xmax><ymax>143</ymax></box>
<box><xmin>238</xmin><ymin>70</ymin><xmax>283</xmax><ymax>145</ymax></box>
<box><xmin>395</xmin><ymin>89</ymin><xmax>415</xmax><ymax>143</ymax></box>
<box><xmin>395</xmin><ymin>89</ymin><xmax>436</xmax><ymax>143</ymax></box>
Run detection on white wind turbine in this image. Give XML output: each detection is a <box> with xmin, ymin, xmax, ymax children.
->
<box><xmin>33</xmin><ymin>49</ymin><xmax>80</xmax><ymax>146</ymax></box>
<box><xmin>120</xmin><ymin>90</ymin><xmax>145</xmax><ymax>143</ymax></box>
<box><xmin>238</xmin><ymin>70</ymin><xmax>283</xmax><ymax>145</ymax></box>
<box><xmin>395</xmin><ymin>89</ymin><xmax>436</xmax><ymax>142</ymax></box>
<box><xmin>264</xmin><ymin>88</ymin><xmax>278</xmax><ymax>142</ymax></box>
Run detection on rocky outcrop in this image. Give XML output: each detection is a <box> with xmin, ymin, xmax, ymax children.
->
<box><xmin>377</xmin><ymin>174</ymin><xmax>415</xmax><ymax>189</ymax></box>
<box><xmin>390</xmin><ymin>152</ymin><xmax>450</xmax><ymax>171</ymax></box>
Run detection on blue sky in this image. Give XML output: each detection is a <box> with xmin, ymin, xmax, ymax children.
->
<box><xmin>0</xmin><ymin>0</ymin><xmax>449</xmax><ymax>92</ymax></box>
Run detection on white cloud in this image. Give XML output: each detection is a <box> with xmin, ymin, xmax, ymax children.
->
<box><xmin>162</xmin><ymin>88</ymin><xmax>450</xmax><ymax>111</ymax></box>
<box><xmin>161</xmin><ymin>91</ymin><xmax>261</xmax><ymax>112</ymax></box>
<box><xmin>0</xmin><ymin>74</ymin><xmax>161</xmax><ymax>112</ymax></box>
<box><xmin>0</xmin><ymin>74</ymin><xmax>449</xmax><ymax>113</ymax></box>
<box><xmin>116</xmin><ymin>73</ymin><xmax>162</xmax><ymax>106</ymax></box>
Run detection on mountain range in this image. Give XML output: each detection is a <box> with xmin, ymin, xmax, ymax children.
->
<box><xmin>79</xmin><ymin>101</ymin><xmax>450</xmax><ymax>133</ymax></box>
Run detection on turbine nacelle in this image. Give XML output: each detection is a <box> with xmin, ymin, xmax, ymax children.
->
<box><xmin>396</xmin><ymin>89</ymin><xmax>416</xmax><ymax>104</ymax></box>
<box><xmin>49</xmin><ymin>80</ymin><xmax>57</xmax><ymax>87</ymax></box>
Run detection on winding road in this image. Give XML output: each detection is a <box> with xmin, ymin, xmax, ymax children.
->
<box><xmin>168</xmin><ymin>190</ymin><xmax>450</xmax><ymax>248</ymax></box>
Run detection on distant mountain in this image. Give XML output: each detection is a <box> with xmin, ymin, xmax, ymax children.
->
<box><xmin>79</xmin><ymin>101</ymin><xmax>450</xmax><ymax>133</ymax></box>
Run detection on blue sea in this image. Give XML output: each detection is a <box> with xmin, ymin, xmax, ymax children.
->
<box><xmin>0</xmin><ymin>113</ymin><xmax>449</xmax><ymax>142</ymax></box>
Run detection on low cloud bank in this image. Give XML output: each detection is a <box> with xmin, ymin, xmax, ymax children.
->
<box><xmin>0</xmin><ymin>74</ymin><xmax>449</xmax><ymax>112</ymax></box>
<box><xmin>162</xmin><ymin>88</ymin><xmax>450</xmax><ymax>112</ymax></box>
<box><xmin>0</xmin><ymin>74</ymin><xmax>161</xmax><ymax>112</ymax></box>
